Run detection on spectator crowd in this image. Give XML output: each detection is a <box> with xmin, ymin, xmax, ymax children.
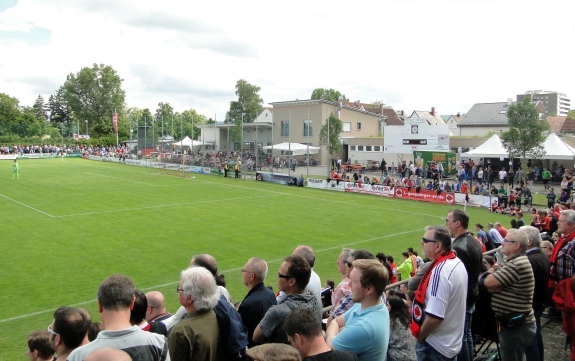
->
<box><xmin>25</xmin><ymin>206</ymin><xmax>575</xmax><ymax>361</ymax></box>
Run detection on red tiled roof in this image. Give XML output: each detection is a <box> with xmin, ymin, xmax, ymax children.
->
<box><xmin>547</xmin><ymin>116</ymin><xmax>566</xmax><ymax>133</ymax></box>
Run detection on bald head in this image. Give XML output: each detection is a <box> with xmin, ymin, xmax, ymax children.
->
<box><xmin>145</xmin><ymin>291</ymin><xmax>167</xmax><ymax>322</ymax></box>
<box><xmin>84</xmin><ymin>348</ymin><xmax>132</xmax><ymax>361</ymax></box>
<box><xmin>145</xmin><ymin>291</ymin><xmax>166</xmax><ymax>309</ymax></box>
<box><xmin>294</xmin><ymin>245</ymin><xmax>315</xmax><ymax>268</ymax></box>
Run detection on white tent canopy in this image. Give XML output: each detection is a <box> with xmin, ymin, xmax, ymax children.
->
<box><xmin>462</xmin><ymin>132</ymin><xmax>575</xmax><ymax>160</ymax></box>
<box><xmin>263</xmin><ymin>142</ymin><xmax>320</xmax><ymax>155</ymax></box>
<box><xmin>540</xmin><ymin>132</ymin><xmax>575</xmax><ymax>159</ymax></box>
<box><xmin>173</xmin><ymin>136</ymin><xmax>203</xmax><ymax>149</ymax></box>
<box><xmin>461</xmin><ymin>134</ymin><xmax>508</xmax><ymax>158</ymax></box>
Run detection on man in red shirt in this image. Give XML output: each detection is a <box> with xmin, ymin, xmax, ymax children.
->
<box><xmin>494</xmin><ymin>222</ymin><xmax>508</xmax><ymax>238</ymax></box>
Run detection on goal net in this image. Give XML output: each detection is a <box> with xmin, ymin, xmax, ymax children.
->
<box><xmin>147</xmin><ymin>152</ymin><xmax>191</xmax><ymax>178</ymax></box>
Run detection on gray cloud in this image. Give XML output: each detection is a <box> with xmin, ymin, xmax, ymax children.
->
<box><xmin>128</xmin><ymin>63</ymin><xmax>232</xmax><ymax>100</ymax></box>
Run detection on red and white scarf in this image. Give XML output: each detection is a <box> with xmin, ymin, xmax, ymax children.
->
<box><xmin>411</xmin><ymin>250</ymin><xmax>456</xmax><ymax>338</ymax></box>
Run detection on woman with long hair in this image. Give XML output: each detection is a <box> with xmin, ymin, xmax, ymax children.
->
<box><xmin>386</xmin><ymin>296</ymin><xmax>417</xmax><ymax>361</ymax></box>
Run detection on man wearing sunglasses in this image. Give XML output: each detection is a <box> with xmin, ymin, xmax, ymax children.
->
<box><xmin>412</xmin><ymin>225</ymin><xmax>468</xmax><ymax>361</ymax></box>
<box><xmin>48</xmin><ymin>307</ymin><xmax>91</xmax><ymax>361</ymax></box>
<box><xmin>253</xmin><ymin>255</ymin><xmax>322</xmax><ymax>345</ymax></box>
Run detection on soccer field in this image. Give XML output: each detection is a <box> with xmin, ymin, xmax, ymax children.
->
<box><xmin>0</xmin><ymin>158</ymin><xmax>510</xmax><ymax>360</ymax></box>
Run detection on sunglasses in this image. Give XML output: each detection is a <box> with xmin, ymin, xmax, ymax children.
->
<box><xmin>422</xmin><ymin>237</ymin><xmax>438</xmax><ymax>243</ymax></box>
<box><xmin>277</xmin><ymin>272</ymin><xmax>293</xmax><ymax>279</ymax></box>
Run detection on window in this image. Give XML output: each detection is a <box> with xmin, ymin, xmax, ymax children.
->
<box><xmin>357</xmin><ymin>122</ymin><xmax>362</xmax><ymax>130</ymax></box>
<box><xmin>374</xmin><ymin>146</ymin><xmax>381</xmax><ymax>151</ymax></box>
<box><xmin>357</xmin><ymin>146</ymin><xmax>364</xmax><ymax>151</ymax></box>
<box><xmin>303</xmin><ymin>120</ymin><xmax>313</xmax><ymax>137</ymax></box>
<box><xmin>281</xmin><ymin>121</ymin><xmax>290</xmax><ymax>137</ymax></box>
<box><xmin>266</xmin><ymin>142</ymin><xmax>272</xmax><ymax>154</ymax></box>
<box><xmin>350</xmin><ymin>146</ymin><xmax>356</xmax><ymax>151</ymax></box>
<box><xmin>343</xmin><ymin>122</ymin><xmax>351</xmax><ymax>132</ymax></box>
<box><xmin>366</xmin><ymin>146</ymin><xmax>372</xmax><ymax>151</ymax></box>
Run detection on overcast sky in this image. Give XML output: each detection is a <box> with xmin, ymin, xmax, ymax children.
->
<box><xmin>0</xmin><ymin>0</ymin><xmax>573</xmax><ymax>120</ymax></box>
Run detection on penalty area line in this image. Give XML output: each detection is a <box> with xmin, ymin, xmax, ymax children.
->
<box><xmin>0</xmin><ymin>193</ymin><xmax>54</xmax><ymax>218</ymax></box>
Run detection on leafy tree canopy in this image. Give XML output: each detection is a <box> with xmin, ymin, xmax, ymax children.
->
<box><xmin>48</xmin><ymin>86</ymin><xmax>73</xmax><ymax>125</ymax></box>
<box><xmin>0</xmin><ymin>92</ymin><xmax>21</xmax><ymax>123</ymax></box>
<box><xmin>568</xmin><ymin>109</ymin><xmax>575</xmax><ymax>120</ymax></box>
<box><xmin>310</xmin><ymin>88</ymin><xmax>349</xmax><ymax>102</ymax></box>
<box><xmin>501</xmin><ymin>97</ymin><xmax>548</xmax><ymax>178</ymax></box>
<box><xmin>62</xmin><ymin>63</ymin><xmax>126</xmax><ymax>137</ymax></box>
<box><xmin>319</xmin><ymin>114</ymin><xmax>343</xmax><ymax>156</ymax></box>
<box><xmin>226</xmin><ymin>79</ymin><xmax>264</xmax><ymax>124</ymax></box>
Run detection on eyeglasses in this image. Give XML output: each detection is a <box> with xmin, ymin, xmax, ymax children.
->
<box><xmin>47</xmin><ymin>324</ymin><xmax>59</xmax><ymax>337</ymax></box>
<box><xmin>176</xmin><ymin>287</ymin><xmax>184</xmax><ymax>293</ymax></box>
<box><xmin>541</xmin><ymin>246</ymin><xmax>549</xmax><ymax>249</ymax></box>
<box><xmin>241</xmin><ymin>269</ymin><xmax>253</xmax><ymax>274</ymax></box>
<box><xmin>277</xmin><ymin>272</ymin><xmax>293</xmax><ymax>279</ymax></box>
<box><xmin>345</xmin><ymin>261</ymin><xmax>354</xmax><ymax>268</ymax></box>
<box><xmin>502</xmin><ymin>239</ymin><xmax>517</xmax><ymax>243</ymax></box>
<box><xmin>422</xmin><ymin>237</ymin><xmax>438</xmax><ymax>243</ymax></box>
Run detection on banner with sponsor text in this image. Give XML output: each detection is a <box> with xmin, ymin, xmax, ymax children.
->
<box><xmin>393</xmin><ymin>188</ymin><xmax>455</xmax><ymax>204</ymax></box>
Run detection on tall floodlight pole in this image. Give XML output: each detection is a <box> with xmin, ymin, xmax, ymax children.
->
<box><xmin>181</xmin><ymin>114</ymin><xmax>184</xmax><ymax>175</ymax></box>
<box><xmin>85</xmin><ymin>120</ymin><xmax>88</xmax><ymax>138</ymax></box>
<box><xmin>288</xmin><ymin>111</ymin><xmax>291</xmax><ymax>178</ymax></box>
<box><xmin>271</xmin><ymin>116</ymin><xmax>274</xmax><ymax>174</ymax></box>
<box><xmin>256</xmin><ymin>112</ymin><xmax>258</xmax><ymax>175</ymax></box>
<box><xmin>307</xmin><ymin>110</ymin><xmax>310</xmax><ymax>180</ymax></box>
<box><xmin>327</xmin><ymin>112</ymin><xmax>330</xmax><ymax>178</ymax></box>
<box><xmin>241</xmin><ymin>105</ymin><xmax>245</xmax><ymax>179</ymax></box>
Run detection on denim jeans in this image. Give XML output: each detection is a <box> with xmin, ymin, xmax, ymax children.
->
<box><xmin>498</xmin><ymin>320</ymin><xmax>536</xmax><ymax>361</ymax></box>
<box><xmin>457</xmin><ymin>306</ymin><xmax>474</xmax><ymax>361</ymax></box>
<box><xmin>525</xmin><ymin>309</ymin><xmax>544</xmax><ymax>361</ymax></box>
<box><xmin>416</xmin><ymin>340</ymin><xmax>456</xmax><ymax>361</ymax></box>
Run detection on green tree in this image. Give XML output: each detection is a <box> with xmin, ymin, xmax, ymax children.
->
<box><xmin>48</xmin><ymin>86</ymin><xmax>73</xmax><ymax>126</ymax></box>
<box><xmin>0</xmin><ymin>92</ymin><xmax>21</xmax><ymax>123</ymax></box>
<box><xmin>62</xmin><ymin>63</ymin><xmax>126</xmax><ymax>137</ymax></box>
<box><xmin>181</xmin><ymin>108</ymin><xmax>208</xmax><ymax>140</ymax></box>
<box><xmin>155</xmin><ymin>102</ymin><xmax>175</xmax><ymax>137</ymax></box>
<box><xmin>568</xmin><ymin>109</ymin><xmax>575</xmax><ymax>120</ymax></box>
<box><xmin>310</xmin><ymin>88</ymin><xmax>349</xmax><ymax>102</ymax></box>
<box><xmin>501</xmin><ymin>97</ymin><xmax>548</xmax><ymax>182</ymax></box>
<box><xmin>319</xmin><ymin>114</ymin><xmax>343</xmax><ymax>162</ymax></box>
<box><xmin>32</xmin><ymin>95</ymin><xmax>48</xmax><ymax>122</ymax></box>
<box><xmin>225</xmin><ymin>79</ymin><xmax>264</xmax><ymax>124</ymax></box>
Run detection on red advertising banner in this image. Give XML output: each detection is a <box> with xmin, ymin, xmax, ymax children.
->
<box><xmin>113</xmin><ymin>113</ymin><xmax>118</xmax><ymax>133</ymax></box>
<box><xmin>393</xmin><ymin>188</ymin><xmax>455</xmax><ymax>204</ymax></box>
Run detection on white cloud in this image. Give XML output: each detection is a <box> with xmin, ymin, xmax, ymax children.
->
<box><xmin>0</xmin><ymin>0</ymin><xmax>573</xmax><ymax>119</ymax></box>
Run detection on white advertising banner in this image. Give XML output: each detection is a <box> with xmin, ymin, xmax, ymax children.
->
<box><xmin>344</xmin><ymin>182</ymin><xmax>394</xmax><ymax>197</ymax></box>
<box><xmin>306</xmin><ymin>178</ymin><xmax>345</xmax><ymax>192</ymax></box>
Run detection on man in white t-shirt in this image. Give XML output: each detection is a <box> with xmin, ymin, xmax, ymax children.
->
<box><xmin>412</xmin><ymin>226</ymin><xmax>468</xmax><ymax>360</ymax></box>
<box><xmin>499</xmin><ymin>168</ymin><xmax>507</xmax><ymax>186</ymax></box>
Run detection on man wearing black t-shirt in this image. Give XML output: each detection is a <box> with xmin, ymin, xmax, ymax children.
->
<box><xmin>285</xmin><ymin>308</ymin><xmax>358</xmax><ymax>361</ymax></box>
<box><xmin>445</xmin><ymin>209</ymin><xmax>483</xmax><ymax>361</ymax></box>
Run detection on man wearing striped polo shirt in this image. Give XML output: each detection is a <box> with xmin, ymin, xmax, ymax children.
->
<box><xmin>482</xmin><ymin>229</ymin><xmax>536</xmax><ymax>361</ymax></box>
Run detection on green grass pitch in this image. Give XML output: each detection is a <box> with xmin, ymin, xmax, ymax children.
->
<box><xmin>0</xmin><ymin>158</ymin><xmax>511</xmax><ymax>360</ymax></box>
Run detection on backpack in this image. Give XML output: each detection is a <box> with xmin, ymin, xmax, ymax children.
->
<box><xmin>213</xmin><ymin>295</ymin><xmax>248</xmax><ymax>359</ymax></box>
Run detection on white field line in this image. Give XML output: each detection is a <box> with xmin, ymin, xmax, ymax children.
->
<box><xmin>0</xmin><ymin>229</ymin><xmax>421</xmax><ymax>324</ymax></box>
<box><xmin>54</xmin><ymin>194</ymin><xmax>287</xmax><ymax>218</ymax></box>
<box><xmin>0</xmin><ymin>193</ymin><xmax>54</xmax><ymax>218</ymax></box>
<box><xmin>84</xmin><ymin>172</ymin><xmax>160</xmax><ymax>186</ymax></box>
